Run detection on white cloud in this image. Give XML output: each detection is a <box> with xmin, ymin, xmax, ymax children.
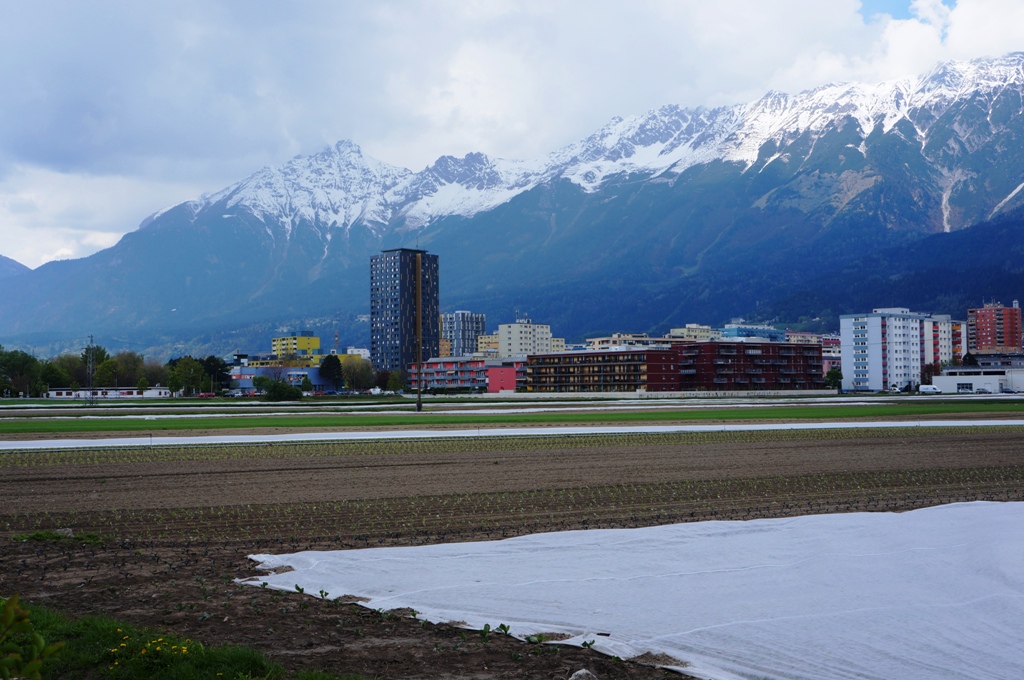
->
<box><xmin>0</xmin><ymin>0</ymin><xmax>1022</xmax><ymax>267</ymax></box>
<box><xmin>0</xmin><ymin>167</ymin><xmax>204</xmax><ymax>267</ymax></box>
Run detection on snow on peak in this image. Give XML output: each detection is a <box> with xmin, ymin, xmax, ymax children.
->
<box><xmin>176</xmin><ymin>53</ymin><xmax>1024</xmax><ymax>236</ymax></box>
<box><xmin>195</xmin><ymin>140</ymin><xmax>413</xmax><ymax>239</ymax></box>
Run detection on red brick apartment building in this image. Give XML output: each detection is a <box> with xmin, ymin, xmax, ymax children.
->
<box><xmin>678</xmin><ymin>341</ymin><xmax>824</xmax><ymax>390</ymax></box>
<box><xmin>526</xmin><ymin>342</ymin><xmax>824</xmax><ymax>392</ymax></box>
<box><xmin>968</xmin><ymin>302</ymin><xmax>1023</xmax><ymax>354</ymax></box>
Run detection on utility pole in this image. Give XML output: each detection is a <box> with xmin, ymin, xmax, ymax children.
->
<box><xmin>86</xmin><ymin>335</ymin><xmax>95</xmax><ymax>406</ymax></box>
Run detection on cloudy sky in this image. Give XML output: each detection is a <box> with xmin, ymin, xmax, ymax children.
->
<box><xmin>2</xmin><ymin>0</ymin><xmax>1022</xmax><ymax>268</ymax></box>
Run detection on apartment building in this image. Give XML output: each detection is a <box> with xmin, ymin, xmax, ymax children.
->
<box><xmin>667</xmin><ymin>324</ymin><xmax>721</xmax><ymax>342</ymax></box>
<box><xmin>841</xmin><ymin>307</ymin><xmax>963</xmax><ymax>392</ymax></box>
<box><xmin>526</xmin><ymin>342</ymin><xmax>824</xmax><ymax>393</ymax></box>
<box><xmin>527</xmin><ymin>349</ymin><xmax>681</xmax><ymax>393</ymax></box>
<box><xmin>677</xmin><ymin>341</ymin><xmax>824</xmax><ymax>391</ymax></box>
<box><xmin>370</xmin><ymin>248</ymin><xmax>440</xmax><ymax>372</ymax></box>
<box><xmin>441</xmin><ymin>310</ymin><xmax>486</xmax><ymax>357</ymax></box>
<box><xmin>497</xmin><ymin>317</ymin><xmax>564</xmax><ymax>357</ymax></box>
<box><xmin>967</xmin><ymin>301</ymin><xmax>1022</xmax><ymax>354</ymax></box>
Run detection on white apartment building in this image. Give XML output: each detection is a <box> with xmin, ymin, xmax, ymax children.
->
<box><xmin>841</xmin><ymin>308</ymin><xmax>965</xmax><ymax>392</ymax></box>
<box><xmin>920</xmin><ymin>315</ymin><xmax>965</xmax><ymax>366</ymax></box>
<box><xmin>498</xmin><ymin>317</ymin><xmax>564</xmax><ymax>358</ymax></box>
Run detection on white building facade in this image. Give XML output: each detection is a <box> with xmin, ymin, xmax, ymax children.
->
<box><xmin>841</xmin><ymin>308</ymin><xmax>965</xmax><ymax>392</ymax></box>
<box><xmin>498</xmin><ymin>317</ymin><xmax>564</xmax><ymax>358</ymax></box>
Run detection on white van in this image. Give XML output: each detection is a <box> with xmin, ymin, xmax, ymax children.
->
<box><xmin>919</xmin><ymin>385</ymin><xmax>942</xmax><ymax>394</ymax></box>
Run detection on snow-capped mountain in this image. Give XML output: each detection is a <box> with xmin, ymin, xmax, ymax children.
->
<box><xmin>168</xmin><ymin>52</ymin><xmax>1024</xmax><ymax>239</ymax></box>
<box><xmin>4</xmin><ymin>52</ymin><xmax>1024</xmax><ymax>356</ymax></box>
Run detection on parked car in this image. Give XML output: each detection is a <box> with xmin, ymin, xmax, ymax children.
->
<box><xmin>919</xmin><ymin>385</ymin><xmax>942</xmax><ymax>394</ymax></box>
<box><xmin>1001</xmin><ymin>387</ymin><xmax>1020</xmax><ymax>394</ymax></box>
<box><xmin>974</xmin><ymin>388</ymin><xmax>992</xmax><ymax>394</ymax></box>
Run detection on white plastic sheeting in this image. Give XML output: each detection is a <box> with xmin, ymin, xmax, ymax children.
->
<box><xmin>5</xmin><ymin>418</ymin><xmax>1024</xmax><ymax>450</ymax></box>
<box><xmin>245</xmin><ymin>502</ymin><xmax>1024</xmax><ymax>679</ymax></box>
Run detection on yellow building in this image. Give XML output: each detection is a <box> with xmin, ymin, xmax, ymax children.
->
<box><xmin>477</xmin><ymin>333</ymin><xmax>499</xmax><ymax>353</ymax></box>
<box><xmin>668</xmin><ymin>324</ymin><xmax>721</xmax><ymax>342</ymax></box>
<box><xmin>272</xmin><ymin>332</ymin><xmax>321</xmax><ymax>358</ymax></box>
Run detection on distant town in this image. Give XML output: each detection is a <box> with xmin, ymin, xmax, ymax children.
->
<box><xmin>3</xmin><ymin>246</ymin><xmax>1023</xmax><ymax>400</ymax></box>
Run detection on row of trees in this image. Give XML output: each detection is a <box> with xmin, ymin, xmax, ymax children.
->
<box><xmin>0</xmin><ymin>345</ymin><xmax>231</xmax><ymax>398</ymax></box>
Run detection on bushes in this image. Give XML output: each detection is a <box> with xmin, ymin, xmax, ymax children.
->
<box><xmin>1</xmin><ymin>594</ymin><xmax>64</xmax><ymax>680</ymax></box>
<box><xmin>263</xmin><ymin>380</ymin><xmax>303</xmax><ymax>401</ymax></box>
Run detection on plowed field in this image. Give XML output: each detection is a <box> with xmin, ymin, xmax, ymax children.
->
<box><xmin>3</xmin><ymin>427</ymin><xmax>1023</xmax><ymax>678</ymax></box>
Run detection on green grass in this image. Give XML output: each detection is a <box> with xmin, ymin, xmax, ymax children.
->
<box><xmin>4</xmin><ymin>596</ymin><xmax>364</xmax><ymax>680</ymax></box>
<box><xmin>2</xmin><ymin>400</ymin><xmax>1024</xmax><ymax>435</ymax></box>
<box><xmin>12</xmin><ymin>530</ymin><xmax>106</xmax><ymax>545</ymax></box>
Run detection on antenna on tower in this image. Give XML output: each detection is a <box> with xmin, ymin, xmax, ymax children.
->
<box><xmin>334</xmin><ymin>331</ymin><xmax>339</xmax><ymax>352</ymax></box>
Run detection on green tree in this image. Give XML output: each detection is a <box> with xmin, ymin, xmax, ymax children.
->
<box><xmin>39</xmin><ymin>361</ymin><xmax>71</xmax><ymax>389</ymax></box>
<box><xmin>92</xmin><ymin>359</ymin><xmax>119</xmax><ymax>387</ymax></box>
<box><xmin>136</xmin><ymin>376</ymin><xmax>150</xmax><ymax>392</ymax></box>
<box><xmin>51</xmin><ymin>354</ymin><xmax>85</xmax><ymax>387</ymax></box>
<box><xmin>0</xmin><ymin>348</ymin><xmax>41</xmax><ymax>397</ymax></box>
<box><xmin>202</xmin><ymin>355</ymin><xmax>230</xmax><ymax>389</ymax></box>
<box><xmin>300</xmin><ymin>376</ymin><xmax>313</xmax><ymax>392</ymax></box>
<box><xmin>342</xmin><ymin>357</ymin><xmax>375</xmax><ymax>390</ymax></box>
<box><xmin>112</xmin><ymin>351</ymin><xmax>145</xmax><ymax>387</ymax></box>
<box><xmin>319</xmin><ymin>354</ymin><xmax>344</xmax><ymax>390</ymax></box>
<box><xmin>168</xmin><ymin>356</ymin><xmax>204</xmax><ymax>396</ymax></box>
<box><xmin>252</xmin><ymin>375</ymin><xmax>272</xmax><ymax>393</ymax></box>
<box><xmin>824</xmin><ymin>367</ymin><xmax>843</xmax><ymax>389</ymax></box>
<box><xmin>386</xmin><ymin>370</ymin><xmax>406</xmax><ymax>392</ymax></box>
<box><xmin>80</xmin><ymin>345</ymin><xmax>109</xmax><ymax>386</ymax></box>
<box><xmin>143</xmin><ymin>358</ymin><xmax>169</xmax><ymax>388</ymax></box>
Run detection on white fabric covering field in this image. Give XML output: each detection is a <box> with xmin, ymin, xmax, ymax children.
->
<box><xmin>245</xmin><ymin>502</ymin><xmax>1024</xmax><ymax>679</ymax></box>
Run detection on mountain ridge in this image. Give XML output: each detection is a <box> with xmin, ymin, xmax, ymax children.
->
<box><xmin>0</xmin><ymin>253</ymin><xmax>30</xmax><ymax>280</ymax></box>
<box><xmin>3</xmin><ymin>52</ymin><xmax>1024</xmax><ymax>358</ymax></box>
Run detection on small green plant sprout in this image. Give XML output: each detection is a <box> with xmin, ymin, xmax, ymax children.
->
<box><xmin>294</xmin><ymin>584</ymin><xmax>304</xmax><ymax>594</ymax></box>
<box><xmin>496</xmin><ymin>623</ymin><xmax>511</xmax><ymax>635</ymax></box>
<box><xmin>318</xmin><ymin>589</ymin><xmax>329</xmax><ymax>600</ymax></box>
<box><xmin>525</xmin><ymin>633</ymin><xmax>547</xmax><ymax>644</ymax></box>
<box><xmin>478</xmin><ymin>624</ymin><xmax>491</xmax><ymax>642</ymax></box>
<box><xmin>581</xmin><ymin>639</ymin><xmax>596</xmax><ymax>648</ymax></box>
<box><xmin>0</xmin><ymin>595</ymin><xmax>65</xmax><ymax>680</ymax></box>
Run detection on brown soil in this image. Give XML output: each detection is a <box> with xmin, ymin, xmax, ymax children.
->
<box><xmin>2</xmin><ymin>428</ymin><xmax>1023</xmax><ymax>679</ymax></box>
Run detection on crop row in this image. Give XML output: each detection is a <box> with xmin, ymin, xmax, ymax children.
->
<box><xmin>3</xmin><ymin>425</ymin><xmax>1021</xmax><ymax>467</ymax></box>
<box><xmin>5</xmin><ymin>465</ymin><xmax>1021</xmax><ymax>546</ymax></box>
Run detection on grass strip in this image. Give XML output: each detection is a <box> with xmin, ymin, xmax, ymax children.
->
<box><xmin>3</xmin><ymin>596</ymin><xmax>363</xmax><ymax>680</ymax></box>
<box><xmin>3</xmin><ymin>401</ymin><xmax>1024</xmax><ymax>435</ymax></box>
